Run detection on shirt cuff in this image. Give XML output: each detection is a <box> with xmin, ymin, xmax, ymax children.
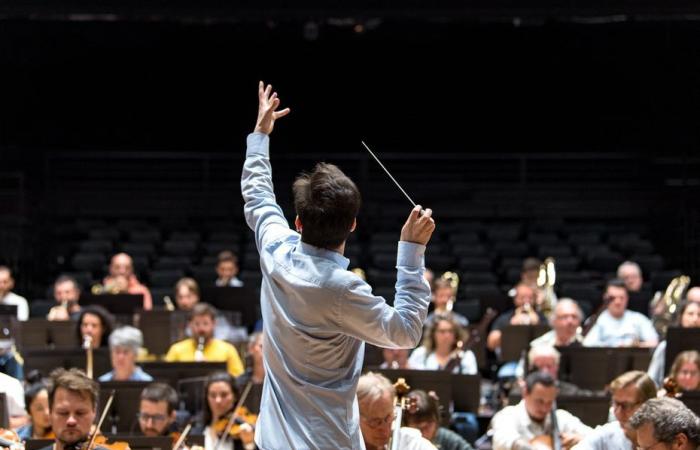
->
<box><xmin>397</xmin><ymin>241</ymin><xmax>426</xmax><ymax>268</ymax></box>
<box><xmin>246</xmin><ymin>132</ymin><xmax>270</xmax><ymax>157</ymax></box>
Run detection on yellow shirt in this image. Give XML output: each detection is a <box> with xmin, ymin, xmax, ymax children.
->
<box><xmin>165</xmin><ymin>338</ymin><xmax>244</xmax><ymax>377</ymax></box>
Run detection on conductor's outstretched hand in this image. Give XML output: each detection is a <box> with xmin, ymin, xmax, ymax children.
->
<box><xmin>400</xmin><ymin>205</ymin><xmax>436</xmax><ymax>246</ymax></box>
<box><xmin>254</xmin><ymin>81</ymin><xmax>291</xmax><ymax>135</ymax></box>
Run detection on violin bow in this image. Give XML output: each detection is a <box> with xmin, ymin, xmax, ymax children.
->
<box><xmin>171</xmin><ymin>423</ymin><xmax>192</xmax><ymax>450</ymax></box>
<box><xmin>86</xmin><ymin>390</ymin><xmax>115</xmax><ymax>449</ymax></box>
<box><xmin>212</xmin><ymin>381</ymin><xmax>254</xmax><ymax>450</ymax></box>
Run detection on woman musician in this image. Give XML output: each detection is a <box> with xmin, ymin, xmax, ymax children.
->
<box><xmin>408</xmin><ymin>314</ymin><xmax>477</xmax><ymax>374</ymax></box>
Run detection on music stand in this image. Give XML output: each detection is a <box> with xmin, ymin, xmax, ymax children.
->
<box><xmin>99</xmin><ymin>381</ymin><xmax>151</xmax><ymax>433</ymax></box>
<box><xmin>24</xmin><ymin>439</ymin><xmax>54</xmax><ymax>450</ymax></box>
<box><xmin>679</xmin><ymin>391</ymin><xmax>700</xmax><ymax>417</ymax></box>
<box><xmin>200</xmin><ymin>287</ymin><xmax>259</xmax><ymax>329</ymax></box>
<box><xmin>0</xmin><ymin>393</ymin><xmax>8</xmax><ymax>429</ymax></box>
<box><xmin>450</xmin><ymin>374</ymin><xmax>481</xmax><ymax>414</ymax></box>
<box><xmin>557</xmin><ymin>347</ymin><xmax>652</xmax><ymax>391</ymax></box>
<box><xmin>176</xmin><ymin>376</ymin><xmax>207</xmax><ymax>417</ymax></box>
<box><xmin>80</xmin><ymin>293</ymin><xmax>144</xmax><ymax>315</ymax></box>
<box><xmin>134</xmin><ymin>310</ymin><xmax>189</xmax><ymax>356</ymax></box>
<box><xmin>665</xmin><ymin>327</ymin><xmax>700</xmax><ymax>375</ymax></box>
<box><xmin>19</xmin><ymin>319</ymin><xmax>78</xmax><ymax>350</ymax></box>
<box><xmin>0</xmin><ymin>305</ymin><xmax>17</xmax><ymax>318</ymax></box>
<box><xmin>23</xmin><ymin>348</ymin><xmax>111</xmax><ymax>379</ymax></box>
<box><xmin>102</xmin><ymin>435</ymin><xmax>172</xmax><ymax>450</ymax></box>
<box><xmin>500</xmin><ymin>325</ymin><xmax>551</xmax><ymax>362</ymax></box>
<box><xmin>140</xmin><ymin>362</ymin><xmax>227</xmax><ymax>388</ymax></box>
<box><xmin>556</xmin><ymin>395</ymin><xmax>611</xmax><ymax>428</ymax></box>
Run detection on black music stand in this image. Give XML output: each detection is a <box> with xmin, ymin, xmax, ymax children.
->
<box><xmin>80</xmin><ymin>293</ymin><xmax>144</xmax><ymax>315</ymax></box>
<box><xmin>557</xmin><ymin>395</ymin><xmax>611</xmax><ymax>428</ymax></box>
<box><xmin>200</xmin><ymin>286</ymin><xmax>259</xmax><ymax>329</ymax></box>
<box><xmin>24</xmin><ymin>439</ymin><xmax>54</xmax><ymax>450</ymax></box>
<box><xmin>140</xmin><ymin>362</ymin><xmax>227</xmax><ymax>388</ymax></box>
<box><xmin>557</xmin><ymin>347</ymin><xmax>652</xmax><ymax>391</ymax></box>
<box><xmin>0</xmin><ymin>393</ymin><xmax>8</xmax><ymax>429</ymax></box>
<box><xmin>500</xmin><ymin>325</ymin><xmax>551</xmax><ymax>362</ymax></box>
<box><xmin>679</xmin><ymin>391</ymin><xmax>700</xmax><ymax>417</ymax></box>
<box><xmin>23</xmin><ymin>348</ymin><xmax>111</xmax><ymax>379</ymax></box>
<box><xmin>99</xmin><ymin>381</ymin><xmax>151</xmax><ymax>433</ymax></box>
<box><xmin>450</xmin><ymin>374</ymin><xmax>481</xmax><ymax>414</ymax></box>
<box><xmin>135</xmin><ymin>310</ymin><xmax>189</xmax><ymax>356</ymax></box>
<box><xmin>177</xmin><ymin>376</ymin><xmax>207</xmax><ymax>417</ymax></box>
<box><xmin>19</xmin><ymin>319</ymin><xmax>78</xmax><ymax>350</ymax></box>
<box><xmin>665</xmin><ymin>327</ymin><xmax>700</xmax><ymax>375</ymax></box>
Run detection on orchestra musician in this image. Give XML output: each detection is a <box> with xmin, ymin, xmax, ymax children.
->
<box><xmin>17</xmin><ymin>381</ymin><xmax>52</xmax><ymax>440</ymax></box>
<box><xmin>138</xmin><ymin>383</ymin><xmax>179</xmax><ymax>440</ymax></box>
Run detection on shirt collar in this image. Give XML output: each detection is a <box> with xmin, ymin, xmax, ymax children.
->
<box><xmin>297</xmin><ymin>242</ymin><xmax>350</xmax><ymax>269</ymax></box>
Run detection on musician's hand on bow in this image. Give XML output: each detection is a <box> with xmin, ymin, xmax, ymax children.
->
<box><xmin>560</xmin><ymin>432</ymin><xmax>582</xmax><ymax>449</ymax></box>
<box><xmin>254</xmin><ymin>81</ymin><xmax>290</xmax><ymax>135</ymax></box>
<box><xmin>400</xmin><ymin>205</ymin><xmax>435</xmax><ymax>246</ymax></box>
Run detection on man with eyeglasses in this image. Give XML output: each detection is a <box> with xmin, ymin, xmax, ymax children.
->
<box><xmin>138</xmin><ymin>383</ymin><xmax>179</xmax><ymax>440</ymax></box>
<box><xmin>491</xmin><ymin>371</ymin><xmax>591</xmax><ymax>450</ymax></box>
<box><xmin>629</xmin><ymin>397</ymin><xmax>700</xmax><ymax>450</ymax></box>
<box><xmin>357</xmin><ymin>372</ymin><xmax>435</xmax><ymax>450</ymax></box>
<box><xmin>573</xmin><ymin>371</ymin><xmax>657</xmax><ymax>450</ymax></box>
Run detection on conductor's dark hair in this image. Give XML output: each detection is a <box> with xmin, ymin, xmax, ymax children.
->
<box><xmin>293</xmin><ymin>163</ymin><xmax>361</xmax><ymax>250</ymax></box>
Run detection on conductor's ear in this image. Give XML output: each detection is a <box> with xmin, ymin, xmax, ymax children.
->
<box><xmin>350</xmin><ymin>218</ymin><xmax>357</xmax><ymax>233</ymax></box>
<box><xmin>295</xmin><ymin>216</ymin><xmax>303</xmax><ymax>233</ymax></box>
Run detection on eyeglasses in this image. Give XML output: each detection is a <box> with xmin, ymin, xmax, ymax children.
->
<box><xmin>611</xmin><ymin>400</ymin><xmax>641</xmax><ymax>412</ymax></box>
<box><xmin>137</xmin><ymin>413</ymin><xmax>168</xmax><ymax>423</ymax></box>
<box><xmin>361</xmin><ymin>412</ymin><xmax>395</xmax><ymax>429</ymax></box>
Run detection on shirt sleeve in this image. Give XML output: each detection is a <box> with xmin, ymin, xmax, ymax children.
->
<box><xmin>241</xmin><ymin>132</ymin><xmax>296</xmax><ymax>252</ymax></box>
<box><xmin>460</xmin><ymin>350</ymin><xmax>478</xmax><ymax>375</ymax></box>
<box><xmin>227</xmin><ymin>344</ymin><xmax>245</xmax><ymax>377</ymax></box>
<box><xmin>636</xmin><ymin>314</ymin><xmax>658</xmax><ymax>344</ymax></box>
<box><xmin>491</xmin><ymin>407</ymin><xmax>520</xmax><ymax>450</ymax></box>
<box><xmin>557</xmin><ymin>409</ymin><xmax>593</xmax><ymax>439</ymax></box>
<box><xmin>336</xmin><ymin>241</ymin><xmax>430</xmax><ymax>348</ymax></box>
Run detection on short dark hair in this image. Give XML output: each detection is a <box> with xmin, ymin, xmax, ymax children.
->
<box><xmin>48</xmin><ymin>368</ymin><xmax>99</xmax><ymax>410</ymax></box>
<box><xmin>141</xmin><ymin>383</ymin><xmax>178</xmax><ymax>414</ymax></box>
<box><xmin>189</xmin><ymin>302</ymin><xmax>217</xmax><ymax>321</ymax></box>
<box><xmin>404</xmin><ymin>390</ymin><xmax>441</xmax><ymax>425</ymax></box>
<box><xmin>216</xmin><ymin>251</ymin><xmax>238</xmax><ymax>266</ymax></box>
<box><xmin>525</xmin><ymin>371</ymin><xmax>557</xmax><ymax>392</ymax></box>
<box><xmin>522</xmin><ymin>258</ymin><xmax>542</xmax><ymax>273</ymax></box>
<box><xmin>55</xmin><ymin>274</ymin><xmax>81</xmax><ymax>292</ymax></box>
<box><xmin>606</xmin><ymin>278</ymin><xmax>628</xmax><ymax>292</ymax></box>
<box><xmin>292</xmin><ymin>162</ymin><xmax>361</xmax><ymax>249</ymax></box>
<box><xmin>629</xmin><ymin>397</ymin><xmax>700</xmax><ymax>446</ymax></box>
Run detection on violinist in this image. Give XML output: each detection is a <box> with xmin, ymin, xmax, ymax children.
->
<box><xmin>17</xmin><ymin>381</ymin><xmax>52</xmax><ymax>440</ymax></box>
<box><xmin>574</xmin><ymin>371</ymin><xmax>656</xmax><ymax>450</ymax></box>
<box><xmin>408</xmin><ymin>314</ymin><xmax>477</xmax><ymax>374</ymax></box>
<box><xmin>165</xmin><ymin>303</ymin><xmax>244</xmax><ymax>377</ymax></box>
<box><xmin>357</xmin><ymin>372</ymin><xmax>434</xmax><ymax>450</ymax></box>
<box><xmin>403</xmin><ymin>390</ymin><xmax>474</xmax><ymax>450</ymax></box>
<box><xmin>196</xmin><ymin>371</ymin><xmax>255</xmax><ymax>450</ymax></box>
<box><xmin>37</xmin><ymin>368</ymin><xmax>110</xmax><ymax>450</ymax></box>
<box><xmin>491</xmin><ymin>371</ymin><xmax>591</xmax><ymax>450</ymax></box>
<box><xmin>660</xmin><ymin>351</ymin><xmax>700</xmax><ymax>396</ymax></box>
<box><xmin>138</xmin><ymin>383</ymin><xmax>178</xmax><ymax>439</ymax></box>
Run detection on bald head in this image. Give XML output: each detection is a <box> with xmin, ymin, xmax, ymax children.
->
<box><xmin>687</xmin><ymin>287</ymin><xmax>700</xmax><ymax>304</ymax></box>
<box><xmin>109</xmin><ymin>253</ymin><xmax>134</xmax><ymax>278</ymax></box>
<box><xmin>0</xmin><ymin>266</ymin><xmax>13</xmax><ymax>298</ymax></box>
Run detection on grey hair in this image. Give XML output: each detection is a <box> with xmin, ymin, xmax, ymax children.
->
<box><xmin>629</xmin><ymin>397</ymin><xmax>700</xmax><ymax>445</ymax></box>
<box><xmin>108</xmin><ymin>326</ymin><xmax>143</xmax><ymax>354</ymax></box>
<box><xmin>617</xmin><ymin>261</ymin><xmax>642</xmax><ymax>278</ymax></box>
<box><xmin>357</xmin><ymin>372</ymin><xmax>395</xmax><ymax>404</ymax></box>
<box><xmin>549</xmin><ymin>298</ymin><xmax>584</xmax><ymax>326</ymax></box>
<box><xmin>528</xmin><ymin>345</ymin><xmax>561</xmax><ymax>367</ymax></box>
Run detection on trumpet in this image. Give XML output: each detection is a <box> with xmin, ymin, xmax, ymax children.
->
<box><xmin>536</xmin><ymin>257</ymin><xmax>557</xmax><ymax>319</ymax></box>
<box><xmin>651</xmin><ymin>275</ymin><xmax>690</xmax><ymax>338</ymax></box>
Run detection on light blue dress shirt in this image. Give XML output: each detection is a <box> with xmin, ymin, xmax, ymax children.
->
<box><xmin>242</xmin><ymin>132</ymin><xmax>431</xmax><ymax>450</ymax></box>
<box><xmin>97</xmin><ymin>366</ymin><xmax>153</xmax><ymax>382</ymax></box>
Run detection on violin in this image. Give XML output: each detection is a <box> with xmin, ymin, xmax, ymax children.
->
<box><xmin>212</xmin><ymin>406</ymin><xmax>258</xmax><ymax>440</ymax></box>
<box><xmin>0</xmin><ymin>428</ymin><xmax>24</xmax><ymax>450</ymax></box>
<box><xmin>72</xmin><ymin>391</ymin><xmax>131</xmax><ymax>450</ymax></box>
